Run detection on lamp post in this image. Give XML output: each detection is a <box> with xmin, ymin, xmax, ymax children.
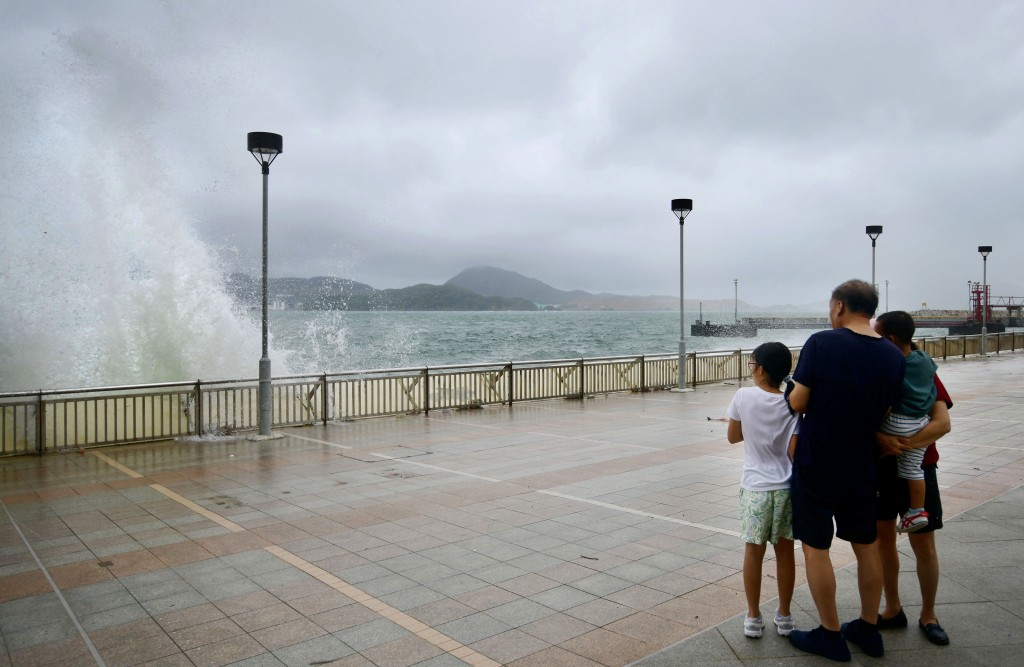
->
<box><xmin>885</xmin><ymin>279</ymin><xmax>889</xmax><ymax>312</ymax></box>
<box><xmin>248</xmin><ymin>132</ymin><xmax>283</xmax><ymax>436</ymax></box>
<box><xmin>734</xmin><ymin>278</ymin><xmax>739</xmax><ymax>323</ymax></box>
<box><xmin>979</xmin><ymin>245</ymin><xmax>992</xmax><ymax>356</ymax></box>
<box><xmin>671</xmin><ymin>198</ymin><xmax>692</xmax><ymax>390</ymax></box>
<box><xmin>865</xmin><ymin>225</ymin><xmax>883</xmax><ymax>289</ymax></box>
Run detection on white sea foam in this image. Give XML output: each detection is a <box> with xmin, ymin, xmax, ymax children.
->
<box><xmin>0</xmin><ymin>28</ymin><xmax>271</xmax><ymax>392</ymax></box>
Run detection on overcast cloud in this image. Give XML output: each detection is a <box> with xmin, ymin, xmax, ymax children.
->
<box><xmin>3</xmin><ymin>0</ymin><xmax>1023</xmax><ymax>311</ymax></box>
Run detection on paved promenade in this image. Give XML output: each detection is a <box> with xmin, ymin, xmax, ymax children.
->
<box><xmin>1</xmin><ymin>353</ymin><xmax>1023</xmax><ymax>666</ymax></box>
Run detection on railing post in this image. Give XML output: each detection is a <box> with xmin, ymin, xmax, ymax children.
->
<box><xmin>688</xmin><ymin>351</ymin><xmax>696</xmax><ymax>389</ymax></box>
<box><xmin>736</xmin><ymin>349</ymin><xmax>742</xmax><ymax>383</ymax></box>
<box><xmin>942</xmin><ymin>336</ymin><xmax>947</xmax><ymax>361</ymax></box>
<box><xmin>423</xmin><ymin>368</ymin><xmax>430</xmax><ymax>415</ymax></box>
<box><xmin>639</xmin><ymin>355</ymin><xmax>646</xmax><ymax>392</ymax></box>
<box><xmin>578</xmin><ymin>359</ymin><xmax>585</xmax><ymax>399</ymax></box>
<box><xmin>195</xmin><ymin>380</ymin><xmax>204</xmax><ymax>436</ymax></box>
<box><xmin>36</xmin><ymin>392</ymin><xmax>45</xmax><ymax>455</ymax></box>
<box><xmin>321</xmin><ymin>373</ymin><xmax>328</xmax><ymax>426</ymax></box>
<box><xmin>506</xmin><ymin>363</ymin><xmax>514</xmax><ymax>406</ymax></box>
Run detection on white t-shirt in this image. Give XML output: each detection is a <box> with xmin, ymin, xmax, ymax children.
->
<box><xmin>726</xmin><ymin>386</ymin><xmax>799</xmax><ymax>491</ymax></box>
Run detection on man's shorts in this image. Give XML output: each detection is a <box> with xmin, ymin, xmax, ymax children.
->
<box><xmin>791</xmin><ymin>465</ymin><xmax>877</xmax><ymax>549</ymax></box>
<box><xmin>739</xmin><ymin>488</ymin><xmax>793</xmax><ymax>545</ymax></box>
<box><xmin>877</xmin><ymin>458</ymin><xmax>944</xmax><ymax>532</ymax></box>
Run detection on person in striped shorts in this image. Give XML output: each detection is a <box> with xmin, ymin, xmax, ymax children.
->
<box><xmin>873</xmin><ymin>311</ymin><xmax>937</xmax><ymax>533</ymax></box>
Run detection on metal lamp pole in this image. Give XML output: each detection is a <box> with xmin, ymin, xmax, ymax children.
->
<box><xmin>671</xmin><ymin>198</ymin><xmax>692</xmax><ymax>390</ymax></box>
<box><xmin>866</xmin><ymin>225</ymin><xmax>883</xmax><ymax>290</ymax></box>
<box><xmin>734</xmin><ymin>278</ymin><xmax>738</xmax><ymax>323</ymax></box>
<box><xmin>885</xmin><ymin>279</ymin><xmax>889</xmax><ymax>312</ymax></box>
<box><xmin>248</xmin><ymin>132</ymin><xmax>283</xmax><ymax>436</ymax></box>
<box><xmin>979</xmin><ymin>245</ymin><xmax>992</xmax><ymax>356</ymax></box>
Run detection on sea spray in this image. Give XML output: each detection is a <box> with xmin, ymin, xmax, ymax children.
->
<box><xmin>0</xmin><ymin>27</ymin><xmax>274</xmax><ymax>392</ymax></box>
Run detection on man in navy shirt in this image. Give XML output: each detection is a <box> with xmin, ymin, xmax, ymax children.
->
<box><xmin>787</xmin><ymin>280</ymin><xmax>905</xmax><ymax>661</ymax></box>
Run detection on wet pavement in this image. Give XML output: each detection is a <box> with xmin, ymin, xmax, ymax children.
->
<box><xmin>2</xmin><ymin>353</ymin><xmax>1022</xmax><ymax>666</ymax></box>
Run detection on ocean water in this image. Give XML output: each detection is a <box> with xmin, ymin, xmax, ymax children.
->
<box><xmin>270</xmin><ymin>310</ymin><xmax>832</xmax><ymax>374</ymax></box>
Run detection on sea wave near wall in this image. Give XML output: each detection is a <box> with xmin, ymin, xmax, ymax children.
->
<box><xmin>0</xmin><ymin>28</ymin><xmax>263</xmax><ymax>392</ymax></box>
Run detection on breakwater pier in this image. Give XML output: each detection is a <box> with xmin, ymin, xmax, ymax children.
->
<box><xmin>693</xmin><ymin>315</ymin><xmax>1013</xmax><ymax>337</ymax></box>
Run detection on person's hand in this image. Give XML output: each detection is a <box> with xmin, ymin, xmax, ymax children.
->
<box><xmin>876</xmin><ymin>433</ymin><xmax>908</xmax><ymax>457</ymax></box>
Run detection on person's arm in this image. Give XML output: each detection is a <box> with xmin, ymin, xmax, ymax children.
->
<box><xmin>727</xmin><ymin>419</ymin><xmax>743</xmax><ymax>444</ymax></box>
<box><xmin>787</xmin><ymin>381</ymin><xmax>810</xmax><ymax>414</ymax></box>
<box><xmin>905</xmin><ymin>400</ymin><xmax>950</xmax><ymax>448</ymax></box>
<box><xmin>876</xmin><ymin>400</ymin><xmax>951</xmax><ymax>456</ymax></box>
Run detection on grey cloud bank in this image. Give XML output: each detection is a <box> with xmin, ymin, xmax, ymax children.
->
<box><xmin>3</xmin><ymin>0</ymin><xmax>1023</xmax><ymax>312</ymax></box>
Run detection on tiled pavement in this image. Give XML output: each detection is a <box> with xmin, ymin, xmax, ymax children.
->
<box><xmin>1</xmin><ymin>353</ymin><xmax>1023</xmax><ymax>666</ymax></box>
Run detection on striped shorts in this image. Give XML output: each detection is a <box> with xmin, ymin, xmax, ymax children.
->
<box><xmin>881</xmin><ymin>412</ymin><xmax>930</xmax><ymax>481</ymax></box>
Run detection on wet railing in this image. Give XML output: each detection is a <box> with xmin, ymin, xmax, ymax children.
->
<box><xmin>2</xmin><ymin>332</ymin><xmax>1022</xmax><ymax>456</ymax></box>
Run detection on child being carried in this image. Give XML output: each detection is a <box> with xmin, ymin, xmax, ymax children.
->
<box><xmin>873</xmin><ymin>311</ymin><xmax>938</xmax><ymax>533</ymax></box>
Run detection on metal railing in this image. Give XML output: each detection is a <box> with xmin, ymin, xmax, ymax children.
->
<box><xmin>2</xmin><ymin>332</ymin><xmax>1022</xmax><ymax>456</ymax></box>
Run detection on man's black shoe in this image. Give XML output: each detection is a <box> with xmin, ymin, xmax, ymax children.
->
<box><xmin>919</xmin><ymin>620</ymin><xmax>950</xmax><ymax>646</ymax></box>
<box><xmin>876</xmin><ymin>608</ymin><xmax>908</xmax><ymax>629</ymax></box>
<box><xmin>789</xmin><ymin>626</ymin><xmax>851</xmax><ymax>662</ymax></box>
<box><xmin>841</xmin><ymin>618</ymin><xmax>884</xmax><ymax>657</ymax></box>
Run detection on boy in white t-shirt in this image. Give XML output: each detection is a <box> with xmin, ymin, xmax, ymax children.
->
<box><xmin>727</xmin><ymin>342</ymin><xmax>800</xmax><ymax>639</ymax></box>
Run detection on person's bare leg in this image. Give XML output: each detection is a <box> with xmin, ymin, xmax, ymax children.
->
<box><xmin>907</xmin><ymin>478</ymin><xmax>926</xmax><ymax>512</ymax></box>
<box><xmin>803</xmin><ymin>543</ymin><xmax>839</xmax><ymax>630</ymax></box>
<box><xmin>909</xmin><ymin>531</ymin><xmax>940</xmax><ymax>625</ymax></box>
<box><xmin>774</xmin><ymin>538</ymin><xmax>795</xmax><ymax>616</ymax></box>
<box><xmin>876</xmin><ymin>519</ymin><xmax>903</xmax><ymax>619</ymax></box>
<box><xmin>851</xmin><ymin>540</ymin><xmax>883</xmax><ymax>624</ymax></box>
<box><xmin>744</xmin><ymin>542</ymin><xmax>768</xmax><ymax>618</ymax></box>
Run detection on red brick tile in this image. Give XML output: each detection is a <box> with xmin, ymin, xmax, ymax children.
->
<box><xmin>105</xmin><ymin>549</ymin><xmax>167</xmax><ymax>578</ymax></box>
<box><xmin>149</xmin><ymin>541</ymin><xmax>216</xmax><ymax>567</ymax></box>
<box><xmin>0</xmin><ymin>570</ymin><xmax>51</xmax><ymax>602</ymax></box>
<box><xmin>48</xmin><ymin>560</ymin><xmax>114</xmax><ymax>589</ymax></box>
<box><xmin>184</xmin><ymin>634</ymin><xmax>266</xmax><ymax>667</ymax></box>
<box><xmin>195</xmin><ymin>531</ymin><xmax>269</xmax><ymax>556</ymax></box>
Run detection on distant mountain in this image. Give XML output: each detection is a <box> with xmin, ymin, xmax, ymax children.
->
<box><xmin>226</xmin><ymin>274</ymin><xmax>535</xmax><ymax>311</ymax></box>
<box><xmin>446</xmin><ymin>266</ymin><xmax>678</xmax><ymax>310</ymax></box>
<box><xmin>349</xmin><ymin>284</ymin><xmax>536</xmax><ymax>311</ymax></box>
<box><xmin>445</xmin><ymin>266</ymin><xmax>589</xmax><ymax>305</ymax></box>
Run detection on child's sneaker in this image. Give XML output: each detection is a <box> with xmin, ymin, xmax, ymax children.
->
<box><xmin>774</xmin><ymin>611</ymin><xmax>795</xmax><ymax>636</ymax></box>
<box><xmin>897</xmin><ymin>509</ymin><xmax>929</xmax><ymax>533</ymax></box>
<box><xmin>744</xmin><ymin>615</ymin><xmax>765</xmax><ymax>638</ymax></box>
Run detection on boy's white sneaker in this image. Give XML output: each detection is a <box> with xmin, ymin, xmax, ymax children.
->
<box><xmin>744</xmin><ymin>615</ymin><xmax>765</xmax><ymax>638</ymax></box>
<box><xmin>774</xmin><ymin>611</ymin><xmax>795</xmax><ymax>636</ymax></box>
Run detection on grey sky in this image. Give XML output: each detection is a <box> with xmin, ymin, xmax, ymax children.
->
<box><xmin>3</xmin><ymin>0</ymin><xmax>1023</xmax><ymax>310</ymax></box>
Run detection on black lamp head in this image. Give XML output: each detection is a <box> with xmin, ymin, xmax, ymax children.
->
<box><xmin>979</xmin><ymin>245</ymin><xmax>992</xmax><ymax>258</ymax></box>
<box><xmin>248</xmin><ymin>132</ymin><xmax>283</xmax><ymax>167</ymax></box>
<box><xmin>865</xmin><ymin>225</ymin><xmax>883</xmax><ymax>241</ymax></box>
<box><xmin>671</xmin><ymin>198</ymin><xmax>693</xmax><ymax>223</ymax></box>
